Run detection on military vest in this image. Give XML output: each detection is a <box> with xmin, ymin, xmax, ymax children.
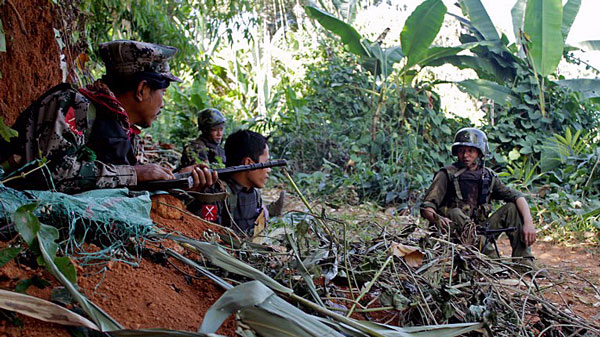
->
<box><xmin>441</xmin><ymin>164</ymin><xmax>495</xmax><ymax>222</ymax></box>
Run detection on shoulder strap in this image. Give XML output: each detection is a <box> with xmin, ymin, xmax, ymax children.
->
<box><xmin>443</xmin><ymin>164</ymin><xmax>467</xmax><ymax>201</ymax></box>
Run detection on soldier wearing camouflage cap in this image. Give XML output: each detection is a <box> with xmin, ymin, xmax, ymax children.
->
<box><xmin>420</xmin><ymin>128</ymin><xmax>545</xmax><ymax>275</ymax></box>
<box><xmin>1</xmin><ymin>40</ymin><xmax>215</xmax><ymax>192</ymax></box>
<box><xmin>180</xmin><ymin>108</ymin><xmax>227</xmax><ymax>168</ymax></box>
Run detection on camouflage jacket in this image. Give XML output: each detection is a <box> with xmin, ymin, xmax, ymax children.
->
<box><xmin>422</xmin><ymin>163</ymin><xmax>523</xmax><ymax>220</ymax></box>
<box><xmin>180</xmin><ymin>136</ymin><xmax>225</xmax><ymax>167</ymax></box>
<box><xmin>2</xmin><ymin>82</ymin><xmax>138</xmax><ymax>193</ymax></box>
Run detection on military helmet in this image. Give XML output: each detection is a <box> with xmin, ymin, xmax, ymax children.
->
<box><xmin>451</xmin><ymin>127</ymin><xmax>489</xmax><ymax>157</ymax></box>
<box><xmin>198</xmin><ymin>108</ymin><xmax>226</xmax><ymax>130</ymax></box>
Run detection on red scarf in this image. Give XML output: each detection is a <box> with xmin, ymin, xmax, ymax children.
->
<box><xmin>78</xmin><ymin>81</ymin><xmax>141</xmax><ymax>135</ymax></box>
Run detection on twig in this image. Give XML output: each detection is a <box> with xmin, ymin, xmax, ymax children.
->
<box><xmin>6</xmin><ymin>0</ymin><xmax>27</xmax><ymax>35</ymax></box>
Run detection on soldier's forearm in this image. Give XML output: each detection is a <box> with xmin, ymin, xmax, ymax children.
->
<box><xmin>421</xmin><ymin>207</ymin><xmax>438</xmax><ymax>224</ymax></box>
<box><xmin>516</xmin><ymin>197</ymin><xmax>534</xmax><ymax>226</ymax></box>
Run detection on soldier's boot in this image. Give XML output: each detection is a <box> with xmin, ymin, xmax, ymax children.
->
<box><xmin>512</xmin><ymin>244</ymin><xmax>547</xmax><ymax>277</ymax></box>
<box><xmin>513</xmin><ymin>257</ymin><xmax>548</xmax><ymax>277</ymax></box>
<box><xmin>267</xmin><ymin>191</ymin><xmax>286</xmax><ymax>217</ymax></box>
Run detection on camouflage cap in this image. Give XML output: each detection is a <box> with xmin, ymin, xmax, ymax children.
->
<box><xmin>98</xmin><ymin>40</ymin><xmax>182</xmax><ymax>83</ymax></box>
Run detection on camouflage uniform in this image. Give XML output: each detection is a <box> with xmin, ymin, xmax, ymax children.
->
<box><xmin>422</xmin><ymin>162</ymin><xmax>532</xmax><ymax>258</ymax></box>
<box><xmin>180</xmin><ymin>137</ymin><xmax>226</xmax><ymax>167</ymax></box>
<box><xmin>0</xmin><ymin>40</ymin><xmax>181</xmax><ymax>193</ymax></box>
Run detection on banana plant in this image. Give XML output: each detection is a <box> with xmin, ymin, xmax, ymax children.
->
<box><xmin>305</xmin><ymin>0</ymin><xmax>479</xmax><ymax>156</ymax></box>
<box><xmin>444</xmin><ymin>0</ymin><xmax>600</xmax><ymax>113</ymax></box>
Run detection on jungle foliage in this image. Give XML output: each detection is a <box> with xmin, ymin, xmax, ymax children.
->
<box><xmin>42</xmin><ymin>0</ymin><xmax>600</xmax><ymax>238</ymax></box>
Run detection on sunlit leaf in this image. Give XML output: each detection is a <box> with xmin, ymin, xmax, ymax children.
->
<box><xmin>0</xmin><ymin>289</ymin><xmax>99</xmax><ymax>329</ymax></box>
<box><xmin>571</xmin><ymin>40</ymin><xmax>600</xmax><ymax>52</ymax></box>
<box><xmin>459</xmin><ymin>0</ymin><xmax>499</xmax><ymax>41</ymax></box>
<box><xmin>524</xmin><ymin>0</ymin><xmax>563</xmax><ymax>77</ymax></box>
<box><xmin>457</xmin><ymin>79</ymin><xmax>519</xmax><ymax>106</ymax></box>
<box><xmin>390</xmin><ymin>242</ymin><xmax>424</xmax><ymax>268</ymax></box>
<box><xmin>54</xmin><ymin>256</ymin><xmax>77</xmax><ymax>284</ymax></box>
<box><xmin>401</xmin><ymin>0</ymin><xmax>447</xmax><ymax>69</ymax></box>
<box><xmin>561</xmin><ymin>0</ymin><xmax>581</xmax><ymax>41</ymax></box>
<box><xmin>0</xmin><ymin>117</ymin><xmax>18</xmax><ymax>142</ymax></box>
<box><xmin>304</xmin><ymin>5</ymin><xmax>369</xmax><ymax>58</ymax></box>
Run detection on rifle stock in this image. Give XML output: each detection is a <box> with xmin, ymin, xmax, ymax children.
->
<box><xmin>131</xmin><ymin>159</ymin><xmax>287</xmax><ymax>191</ymax></box>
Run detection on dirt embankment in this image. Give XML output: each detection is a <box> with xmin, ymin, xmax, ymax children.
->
<box><xmin>0</xmin><ymin>195</ymin><xmax>237</xmax><ymax>337</ymax></box>
<box><xmin>0</xmin><ymin>0</ymin><xmax>62</xmax><ymax>125</ymax></box>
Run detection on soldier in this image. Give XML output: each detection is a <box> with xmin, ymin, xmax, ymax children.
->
<box><xmin>190</xmin><ymin>130</ymin><xmax>272</xmax><ymax>236</ymax></box>
<box><xmin>420</xmin><ymin>128</ymin><xmax>543</xmax><ymax>273</ymax></box>
<box><xmin>0</xmin><ymin>40</ymin><xmax>215</xmax><ymax>193</ymax></box>
<box><xmin>180</xmin><ymin>108</ymin><xmax>226</xmax><ymax>167</ymax></box>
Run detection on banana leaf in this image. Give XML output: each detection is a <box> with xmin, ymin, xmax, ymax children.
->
<box><xmin>556</xmin><ymin>79</ymin><xmax>600</xmax><ymax>99</ymax></box>
<box><xmin>571</xmin><ymin>40</ymin><xmax>600</xmax><ymax>52</ymax></box>
<box><xmin>457</xmin><ymin>79</ymin><xmax>519</xmax><ymax>106</ymax></box>
<box><xmin>199</xmin><ymin>281</ymin><xmax>344</xmax><ymax>336</ymax></box>
<box><xmin>0</xmin><ymin>289</ymin><xmax>99</xmax><ymax>329</ymax></box>
<box><xmin>523</xmin><ymin>0</ymin><xmax>564</xmax><ymax>77</ymax></box>
<box><xmin>401</xmin><ymin>0</ymin><xmax>447</xmax><ymax>70</ymax></box>
<box><xmin>459</xmin><ymin>0</ymin><xmax>499</xmax><ymax>41</ymax></box>
<box><xmin>561</xmin><ymin>0</ymin><xmax>581</xmax><ymax>41</ymax></box>
<box><xmin>511</xmin><ymin>0</ymin><xmax>526</xmax><ymax>45</ymax></box>
<box><xmin>304</xmin><ymin>5</ymin><xmax>370</xmax><ymax>58</ymax></box>
<box><xmin>167</xmin><ymin>234</ymin><xmax>293</xmax><ymax>294</ymax></box>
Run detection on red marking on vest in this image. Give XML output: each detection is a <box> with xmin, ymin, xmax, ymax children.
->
<box><xmin>65</xmin><ymin>107</ymin><xmax>83</xmax><ymax>136</ymax></box>
<box><xmin>201</xmin><ymin>205</ymin><xmax>218</xmax><ymax>222</ymax></box>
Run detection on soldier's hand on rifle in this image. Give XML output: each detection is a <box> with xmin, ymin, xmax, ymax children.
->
<box><xmin>134</xmin><ymin>164</ymin><xmax>175</xmax><ymax>182</ymax></box>
<box><xmin>179</xmin><ymin>164</ymin><xmax>218</xmax><ymax>190</ymax></box>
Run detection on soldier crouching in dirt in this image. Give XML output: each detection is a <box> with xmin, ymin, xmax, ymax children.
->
<box><xmin>180</xmin><ymin>108</ymin><xmax>227</xmax><ymax>168</ymax></box>
<box><xmin>0</xmin><ymin>40</ymin><xmax>216</xmax><ymax>193</ymax></box>
<box><xmin>420</xmin><ymin>127</ymin><xmax>544</xmax><ymax>274</ymax></box>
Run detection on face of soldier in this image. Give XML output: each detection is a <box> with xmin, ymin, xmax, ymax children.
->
<box><xmin>457</xmin><ymin>146</ymin><xmax>480</xmax><ymax>170</ymax></box>
<box><xmin>208</xmin><ymin>124</ymin><xmax>225</xmax><ymax>144</ymax></box>
<box><xmin>136</xmin><ymin>87</ymin><xmax>166</xmax><ymax>128</ymax></box>
<box><xmin>247</xmin><ymin>145</ymin><xmax>271</xmax><ymax>189</ymax></box>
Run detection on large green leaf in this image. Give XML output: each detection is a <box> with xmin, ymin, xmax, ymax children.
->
<box><xmin>12</xmin><ymin>205</ymin><xmax>41</xmax><ymax>246</ymax></box>
<box><xmin>511</xmin><ymin>0</ymin><xmax>526</xmax><ymax>44</ymax></box>
<box><xmin>459</xmin><ymin>0</ymin><xmax>499</xmax><ymax>41</ymax></box>
<box><xmin>0</xmin><ymin>247</ymin><xmax>22</xmax><ymax>268</ymax></box>
<box><xmin>362</xmin><ymin>43</ymin><xmax>404</xmax><ymax>78</ymax></box>
<box><xmin>0</xmin><ymin>289</ymin><xmax>99</xmax><ymax>329</ymax></box>
<box><xmin>556</xmin><ymin>79</ymin><xmax>600</xmax><ymax>99</ymax></box>
<box><xmin>200</xmin><ymin>281</ymin><xmax>344</xmax><ymax>336</ymax></box>
<box><xmin>561</xmin><ymin>0</ymin><xmax>581</xmax><ymax>42</ymax></box>
<box><xmin>401</xmin><ymin>0</ymin><xmax>447</xmax><ymax>69</ymax></box>
<box><xmin>457</xmin><ymin>79</ymin><xmax>519</xmax><ymax>106</ymax></box>
<box><xmin>418</xmin><ymin>43</ymin><xmax>480</xmax><ymax>69</ymax></box>
<box><xmin>304</xmin><ymin>5</ymin><xmax>369</xmax><ymax>58</ymax></box>
<box><xmin>571</xmin><ymin>40</ymin><xmax>600</xmax><ymax>52</ymax></box>
<box><xmin>523</xmin><ymin>0</ymin><xmax>563</xmax><ymax>77</ymax></box>
<box><xmin>426</xmin><ymin>55</ymin><xmax>507</xmax><ymax>82</ymax></box>
<box><xmin>332</xmin><ymin>0</ymin><xmax>358</xmax><ymax>23</ymax></box>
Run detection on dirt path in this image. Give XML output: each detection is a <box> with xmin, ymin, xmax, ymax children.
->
<box><xmin>498</xmin><ymin>239</ymin><xmax>600</xmax><ymax>321</ymax></box>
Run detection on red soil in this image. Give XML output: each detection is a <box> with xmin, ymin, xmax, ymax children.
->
<box><xmin>0</xmin><ymin>194</ymin><xmax>237</xmax><ymax>336</ymax></box>
<box><xmin>0</xmin><ymin>0</ymin><xmax>62</xmax><ymax>125</ymax></box>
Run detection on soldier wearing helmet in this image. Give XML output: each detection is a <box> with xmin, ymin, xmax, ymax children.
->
<box><xmin>421</xmin><ymin>128</ymin><xmax>543</xmax><ymax>274</ymax></box>
<box><xmin>180</xmin><ymin>108</ymin><xmax>227</xmax><ymax>168</ymax></box>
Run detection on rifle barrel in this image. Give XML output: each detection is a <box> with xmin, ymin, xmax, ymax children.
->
<box><xmin>136</xmin><ymin>159</ymin><xmax>287</xmax><ymax>191</ymax></box>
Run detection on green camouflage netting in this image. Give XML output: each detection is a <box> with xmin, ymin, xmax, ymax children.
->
<box><xmin>0</xmin><ymin>186</ymin><xmax>156</xmax><ymax>267</ymax></box>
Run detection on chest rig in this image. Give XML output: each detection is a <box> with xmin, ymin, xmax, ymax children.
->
<box><xmin>442</xmin><ymin>164</ymin><xmax>495</xmax><ymax>223</ymax></box>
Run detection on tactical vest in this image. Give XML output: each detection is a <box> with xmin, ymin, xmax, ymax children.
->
<box><xmin>222</xmin><ymin>182</ymin><xmax>262</xmax><ymax>234</ymax></box>
<box><xmin>441</xmin><ymin>164</ymin><xmax>495</xmax><ymax>223</ymax></box>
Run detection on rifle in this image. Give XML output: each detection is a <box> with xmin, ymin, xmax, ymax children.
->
<box><xmin>476</xmin><ymin>225</ymin><xmax>515</xmax><ymax>258</ymax></box>
<box><xmin>131</xmin><ymin>159</ymin><xmax>287</xmax><ymax>191</ymax></box>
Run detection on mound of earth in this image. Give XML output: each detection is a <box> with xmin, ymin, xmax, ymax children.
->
<box><xmin>0</xmin><ymin>194</ymin><xmax>237</xmax><ymax>337</ymax></box>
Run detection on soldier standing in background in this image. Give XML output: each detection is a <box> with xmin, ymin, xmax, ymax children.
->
<box><xmin>420</xmin><ymin>128</ymin><xmax>545</xmax><ymax>275</ymax></box>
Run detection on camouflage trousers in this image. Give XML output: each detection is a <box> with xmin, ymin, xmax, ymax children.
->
<box><xmin>443</xmin><ymin>202</ymin><xmax>533</xmax><ymax>258</ymax></box>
